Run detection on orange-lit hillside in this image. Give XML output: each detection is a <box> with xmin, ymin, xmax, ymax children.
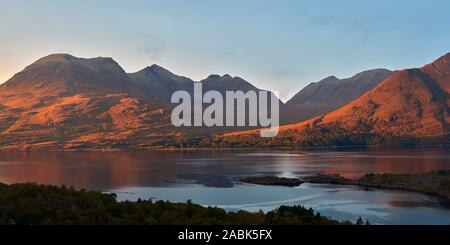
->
<box><xmin>225</xmin><ymin>53</ymin><xmax>450</xmax><ymax>143</ymax></box>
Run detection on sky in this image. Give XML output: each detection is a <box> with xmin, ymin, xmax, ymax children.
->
<box><xmin>0</xmin><ymin>0</ymin><xmax>450</xmax><ymax>101</ymax></box>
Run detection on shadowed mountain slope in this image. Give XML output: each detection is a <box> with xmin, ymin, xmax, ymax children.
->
<box><xmin>0</xmin><ymin>54</ymin><xmax>175</xmax><ymax>150</ymax></box>
<box><xmin>2</xmin><ymin>53</ymin><xmax>448</xmax><ymax>149</ymax></box>
<box><xmin>224</xmin><ymin>53</ymin><xmax>450</xmax><ymax>146</ymax></box>
<box><xmin>128</xmin><ymin>64</ymin><xmax>195</xmax><ymax>100</ymax></box>
<box><xmin>284</xmin><ymin>69</ymin><xmax>393</xmax><ymax>123</ymax></box>
<box><xmin>0</xmin><ymin>54</ymin><xmax>281</xmax><ymax>149</ymax></box>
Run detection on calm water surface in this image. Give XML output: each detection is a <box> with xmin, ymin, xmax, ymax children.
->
<box><xmin>0</xmin><ymin>148</ymin><xmax>449</xmax><ymax>224</ymax></box>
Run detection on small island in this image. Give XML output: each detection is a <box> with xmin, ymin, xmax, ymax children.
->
<box><xmin>240</xmin><ymin>176</ymin><xmax>303</xmax><ymax>187</ymax></box>
<box><xmin>302</xmin><ymin>170</ymin><xmax>450</xmax><ymax>205</ymax></box>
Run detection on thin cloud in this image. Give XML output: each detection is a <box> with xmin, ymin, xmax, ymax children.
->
<box><xmin>311</xmin><ymin>14</ymin><xmax>377</xmax><ymax>43</ymax></box>
<box><xmin>312</xmin><ymin>15</ymin><xmax>339</xmax><ymax>26</ymax></box>
<box><xmin>214</xmin><ymin>51</ymin><xmax>233</xmax><ymax>59</ymax></box>
<box><xmin>136</xmin><ymin>32</ymin><xmax>165</xmax><ymax>61</ymax></box>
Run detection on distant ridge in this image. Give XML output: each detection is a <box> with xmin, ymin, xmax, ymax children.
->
<box><xmin>225</xmin><ymin>53</ymin><xmax>450</xmax><ymax>146</ymax></box>
<box><xmin>128</xmin><ymin>64</ymin><xmax>195</xmax><ymax>100</ymax></box>
<box><xmin>0</xmin><ymin>54</ymin><xmax>174</xmax><ymax>150</ymax></box>
<box><xmin>0</xmin><ymin>52</ymin><xmax>448</xmax><ymax>149</ymax></box>
<box><xmin>284</xmin><ymin>69</ymin><xmax>393</xmax><ymax>123</ymax></box>
<box><xmin>1</xmin><ymin>54</ymin><xmax>136</xmax><ymax>95</ymax></box>
<box><xmin>0</xmin><ymin>54</ymin><xmax>281</xmax><ymax>149</ymax></box>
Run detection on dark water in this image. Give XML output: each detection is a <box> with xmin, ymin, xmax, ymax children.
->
<box><xmin>0</xmin><ymin>148</ymin><xmax>449</xmax><ymax>224</ymax></box>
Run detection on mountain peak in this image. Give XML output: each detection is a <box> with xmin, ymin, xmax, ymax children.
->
<box><xmin>421</xmin><ymin>52</ymin><xmax>450</xmax><ymax>93</ymax></box>
<box><xmin>33</xmin><ymin>53</ymin><xmax>77</xmax><ymax>65</ymax></box>
<box><xmin>200</xmin><ymin>73</ymin><xmax>260</xmax><ymax>93</ymax></box>
<box><xmin>440</xmin><ymin>52</ymin><xmax>450</xmax><ymax>59</ymax></box>
<box><xmin>2</xmin><ymin>54</ymin><xmax>130</xmax><ymax>94</ymax></box>
<box><xmin>138</xmin><ymin>64</ymin><xmax>174</xmax><ymax>77</ymax></box>
<box><xmin>205</xmin><ymin>74</ymin><xmax>235</xmax><ymax>81</ymax></box>
<box><xmin>429</xmin><ymin>52</ymin><xmax>450</xmax><ymax>67</ymax></box>
<box><xmin>148</xmin><ymin>64</ymin><xmax>165</xmax><ymax>71</ymax></box>
<box><xmin>33</xmin><ymin>54</ymin><xmax>118</xmax><ymax>64</ymax></box>
<box><xmin>285</xmin><ymin>68</ymin><xmax>394</xmax><ymax>122</ymax></box>
<box><xmin>422</xmin><ymin>52</ymin><xmax>450</xmax><ymax>72</ymax></box>
<box><xmin>317</xmin><ymin>75</ymin><xmax>339</xmax><ymax>83</ymax></box>
<box><xmin>352</xmin><ymin>68</ymin><xmax>392</xmax><ymax>78</ymax></box>
<box><xmin>28</xmin><ymin>54</ymin><xmax>121</xmax><ymax>72</ymax></box>
<box><xmin>205</xmin><ymin>74</ymin><xmax>221</xmax><ymax>80</ymax></box>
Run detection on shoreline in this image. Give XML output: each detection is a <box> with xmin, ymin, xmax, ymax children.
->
<box><xmin>0</xmin><ymin>144</ymin><xmax>448</xmax><ymax>152</ymax></box>
<box><xmin>0</xmin><ymin>182</ymin><xmax>350</xmax><ymax>225</ymax></box>
<box><xmin>301</xmin><ymin>172</ymin><xmax>450</xmax><ymax>206</ymax></box>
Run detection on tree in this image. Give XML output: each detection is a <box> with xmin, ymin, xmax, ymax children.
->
<box><xmin>356</xmin><ymin>217</ymin><xmax>364</xmax><ymax>225</ymax></box>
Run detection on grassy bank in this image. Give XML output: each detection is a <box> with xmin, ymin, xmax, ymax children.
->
<box><xmin>0</xmin><ymin>182</ymin><xmax>350</xmax><ymax>225</ymax></box>
<box><xmin>303</xmin><ymin>170</ymin><xmax>450</xmax><ymax>205</ymax></box>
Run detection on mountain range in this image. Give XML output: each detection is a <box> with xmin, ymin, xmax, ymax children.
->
<box><xmin>284</xmin><ymin>69</ymin><xmax>393</xmax><ymax>122</ymax></box>
<box><xmin>225</xmin><ymin>53</ymin><xmax>450</xmax><ymax>146</ymax></box>
<box><xmin>0</xmin><ymin>53</ymin><xmax>448</xmax><ymax>149</ymax></box>
<box><xmin>0</xmin><ymin>54</ymin><xmax>173</xmax><ymax>150</ymax></box>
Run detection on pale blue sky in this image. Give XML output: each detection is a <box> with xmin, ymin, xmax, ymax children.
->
<box><xmin>1</xmin><ymin>0</ymin><xmax>449</xmax><ymax>100</ymax></box>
